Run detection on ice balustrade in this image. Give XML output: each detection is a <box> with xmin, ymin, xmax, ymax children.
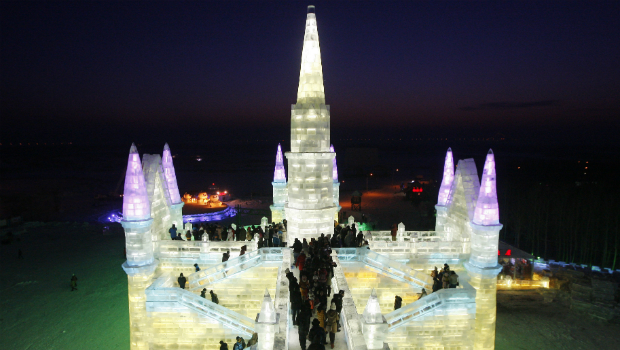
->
<box><xmin>384</xmin><ymin>284</ymin><xmax>476</xmax><ymax>331</ymax></box>
<box><xmin>146</xmin><ymin>273</ymin><xmax>256</xmax><ymax>337</ymax></box>
<box><xmin>273</xmin><ymin>248</ymin><xmax>292</xmax><ymax>350</ymax></box>
<box><xmin>369</xmin><ymin>231</ymin><xmax>440</xmax><ymax>242</ymax></box>
<box><xmin>189</xmin><ymin>248</ymin><xmax>284</xmax><ymax>291</ymax></box>
<box><xmin>157</xmin><ymin>240</ymin><xmax>258</xmax><ymax>260</ymax></box>
<box><xmin>331</xmin><ymin>255</ymin><xmax>367</xmax><ymax>350</ymax></box>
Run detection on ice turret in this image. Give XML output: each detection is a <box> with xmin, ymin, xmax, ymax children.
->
<box><xmin>473</xmin><ymin>149</ymin><xmax>499</xmax><ymax>226</ymax></box>
<box><xmin>273</xmin><ymin>143</ymin><xmax>286</xmax><ymax>183</ymax></box>
<box><xmin>122</xmin><ymin>143</ymin><xmax>151</xmax><ymax>221</ymax></box>
<box><xmin>255</xmin><ymin>289</ymin><xmax>278</xmax><ymax>350</ymax></box>
<box><xmin>162</xmin><ymin>143</ymin><xmax>182</xmax><ymax>205</ymax></box>
<box><xmin>437</xmin><ymin>148</ymin><xmax>454</xmax><ymax>206</ymax></box>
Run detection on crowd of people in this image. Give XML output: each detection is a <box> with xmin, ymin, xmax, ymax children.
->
<box><xmin>167</xmin><ymin>222</ymin><xmax>288</xmax><ymax>247</ymax></box>
<box><xmin>288</xmin><ymin>232</ymin><xmax>347</xmax><ymax>350</ymax></box>
<box><xmin>431</xmin><ymin>264</ymin><xmax>459</xmax><ymax>292</ymax></box>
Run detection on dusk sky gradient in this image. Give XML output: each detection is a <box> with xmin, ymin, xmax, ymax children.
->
<box><xmin>2</xmin><ymin>1</ymin><xmax>619</xmax><ymax>144</ymax></box>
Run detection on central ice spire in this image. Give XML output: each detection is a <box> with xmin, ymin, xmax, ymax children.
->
<box><xmin>437</xmin><ymin>148</ymin><xmax>454</xmax><ymax>206</ymax></box>
<box><xmin>473</xmin><ymin>149</ymin><xmax>500</xmax><ymax>226</ymax></box>
<box><xmin>297</xmin><ymin>5</ymin><xmax>325</xmax><ymax>105</ymax></box>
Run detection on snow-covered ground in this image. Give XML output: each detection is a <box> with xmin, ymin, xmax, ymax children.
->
<box><xmin>2</xmin><ymin>185</ymin><xmax>620</xmax><ymax>349</ymax></box>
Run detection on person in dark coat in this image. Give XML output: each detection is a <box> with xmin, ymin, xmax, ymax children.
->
<box><xmin>194</xmin><ymin>263</ymin><xmax>201</xmax><ymax>272</ymax></box>
<box><xmin>210</xmin><ymin>290</ymin><xmax>219</xmax><ymax>304</ymax></box>
<box><xmin>70</xmin><ymin>274</ymin><xmax>78</xmax><ymax>291</ymax></box>
<box><xmin>308</xmin><ymin>318</ymin><xmax>327</xmax><ymax>348</ymax></box>
<box><xmin>178</xmin><ymin>273</ymin><xmax>187</xmax><ymax>289</ymax></box>
<box><xmin>222</xmin><ymin>251</ymin><xmax>230</xmax><ymax>262</ymax></box>
<box><xmin>219</xmin><ymin>340</ymin><xmax>228</xmax><ymax>350</ymax></box>
<box><xmin>297</xmin><ymin>300</ymin><xmax>312</xmax><ymax>350</ymax></box>
<box><xmin>290</xmin><ymin>287</ymin><xmax>302</xmax><ymax>325</ymax></box>
<box><xmin>200</xmin><ymin>288</ymin><xmax>207</xmax><ymax>298</ymax></box>
<box><xmin>394</xmin><ymin>295</ymin><xmax>402</xmax><ymax>310</ymax></box>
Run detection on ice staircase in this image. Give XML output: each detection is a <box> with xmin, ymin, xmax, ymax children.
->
<box><xmin>335</xmin><ymin>248</ymin><xmax>433</xmax><ymax>290</ymax></box>
<box><xmin>188</xmin><ymin>248</ymin><xmax>284</xmax><ymax>291</ymax></box>
<box><xmin>384</xmin><ymin>287</ymin><xmax>476</xmax><ymax>331</ymax></box>
<box><xmin>146</xmin><ymin>273</ymin><xmax>256</xmax><ymax>337</ymax></box>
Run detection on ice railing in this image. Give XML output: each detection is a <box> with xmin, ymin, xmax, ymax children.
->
<box><xmin>369</xmin><ymin>231</ymin><xmax>441</xmax><ymax>242</ymax></box>
<box><xmin>384</xmin><ymin>283</ymin><xmax>476</xmax><ymax>331</ymax></box>
<box><xmin>146</xmin><ymin>273</ymin><xmax>256</xmax><ymax>337</ymax></box>
<box><xmin>157</xmin><ymin>240</ymin><xmax>258</xmax><ymax>260</ymax></box>
<box><xmin>273</xmin><ymin>248</ymin><xmax>292</xmax><ymax>350</ymax></box>
<box><xmin>331</xmin><ymin>254</ymin><xmax>367</xmax><ymax>350</ymax></box>
<box><xmin>188</xmin><ymin>248</ymin><xmax>284</xmax><ymax>291</ymax></box>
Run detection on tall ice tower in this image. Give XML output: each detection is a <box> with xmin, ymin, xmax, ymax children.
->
<box><xmin>285</xmin><ymin>5</ymin><xmax>337</xmax><ymax>242</ymax></box>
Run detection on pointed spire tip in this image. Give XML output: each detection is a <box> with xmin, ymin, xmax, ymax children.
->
<box><xmin>164</xmin><ymin>142</ymin><xmax>170</xmax><ymax>150</ymax></box>
<box><xmin>488</xmin><ymin>149</ymin><xmax>494</xmax><ymax>154</ymax></box>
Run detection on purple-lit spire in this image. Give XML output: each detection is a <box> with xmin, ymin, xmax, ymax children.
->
<box><xmin>122</xmin><ymin>143</ymin><xmax>151</xmax><ymax>221</ymax></box>
<box><xmin>162</xmin><ymin>143</ymin><xmax>182</xmax><ymax>205</ymax></box>
<box><xmin>273</xmin><ymin>143</ymin><xmax>286</xmax><ymax>183</ymax></box>
<box><xmin>473</xmin><ymin>149</ymin><xmax>500</xmax><ymax>225</ymax></box>
<box><xmin>437</xmin><ymin>148</ymin><xmax>454</xmax><ymax>206</ymax></box>
<box><xmin>330</xmin><ymin>144</ymin><xmax>338</xmax><ymax>183</ymax></box>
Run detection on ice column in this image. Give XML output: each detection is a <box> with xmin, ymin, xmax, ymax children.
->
<box><xmin>270</xmin><ymin>144</ymin><xmax>288</xmax><ymax>223</ymax></box>
<box><xmin>361</xmin><ymin>289</ymin><xmax>387</xmax><ymax>350</ymax></box>
<box><xmin>261</xmin><ymin>217</ymin><xmax>269</xmax><ymax>234</ymax></box>
<box><xmin>435</xmin><ymin>148</ymin><xmax>454</xmax><ymax>238</ymax></box>
<box><xmin>162</xmin><ymin>143</ymin><xmax>184</xmax><ymax>229</ymax></box>
<box><xmin>256</xmin><ymin>289</ymin><xmax>278</xmax><ymax>350</ymax></box>
<box><xmin>285</xmin><ymin>6</ymin><xmax>336</xmax><ymax>241</ymax></box>
<box><xmin>465</xmin><ymin>149</ymin><xmax>503</xmax><ymax>350</ymax></box>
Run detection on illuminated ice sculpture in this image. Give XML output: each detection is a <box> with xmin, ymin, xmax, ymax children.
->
<box><xmin>256</xmin><ymin>289</ymin><xmax>278</xmax><ymax>350</ymax></box>
<box><xmin>270</xmin><ymin>143</ymin><xmax>288</xmax><ymax>223</ymax></box>
<box><xmin>434</xmin><ymin>148</ymin><xmax>454</xmax><ymax>239</ymax></box>
<box><xmin>284</xmin><ymin>6</ymin><xmax>338</xmax><ymax>242</ymax></box>
<box><xmin>331</xmin><ymin>144</ymin><xmax>341</xmax><ymax>219</ymax></box>
<box><xmin>362</xmin><ymin>289</ymin><xmax>388</xmax><ymax>350</ymax></box>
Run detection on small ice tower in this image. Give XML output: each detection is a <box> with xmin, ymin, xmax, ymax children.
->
<box><xmin>255</xmin><ymin>289</ymin><xmax>278</xmax><ymax>350</ymax></box>
<box><xmin>465</xmin><ymin>149</ymin><xmax>503</xmax><ymax>350</ymax></box>
<box><xmin>361</xmin><ymin>289</ymin><xmax>387</xmax><ymax>349</ymax></box>
<box><xmin>270</xmin><ymin>143</ymin><xmax>288</xmax><ymax>223</ymax></box>
<box><xmin>435</xmin><ymin>148</ymin><xmax>454</xmax><ymax>239</ymax></box>
<box><xmin>261</xmin><ymin>217</ymin><xmax>269</xmax><ymax>235</ymax></box>
<box><xmin>397</xmin><ymin>222</ymin><xmax>405</xmax><ymax>242</ymax></box>
<box><xmin>285</xmin><ymin>5</ymin><xmax>337</xmax><ymax>242</ymax></box>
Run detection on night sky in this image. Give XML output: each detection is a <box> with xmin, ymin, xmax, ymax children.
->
<box><xmin>2</xmin><ymin>1</ymin><xmax>619</xmax><ymax>144</ymax></box>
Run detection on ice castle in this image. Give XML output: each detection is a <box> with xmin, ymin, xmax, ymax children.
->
<box><xmin>121</xmin><ymin>6</ymin><xmax>502</xmax><ymax>350</ymax></box>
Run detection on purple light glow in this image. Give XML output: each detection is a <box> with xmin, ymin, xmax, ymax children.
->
<box><xmin>273</xmin><ymin>143</ymin><xmax>286</xmax><ymax>183</ymax></box>
<box><xmin>330</xmin><ymin>144</ymin><xmax>338</xmax><ymax>183</ymax></box>
<box><xmin>122</xmin><ymin>143</ymin><xmax>151</xmax><ymax>221</ymax></box>
<box><xmin>473</xmin><ymin>149</ymin><xmax>500</xmax><ymax>226</ymax></box>
<box><xmin>437</xmin><ymin>148</ymin><xmax>454</xmax><ymax>206</ymax></box>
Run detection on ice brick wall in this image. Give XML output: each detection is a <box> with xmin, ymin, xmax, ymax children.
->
<box><xmin>205</xmin><ymin>266</ymin><xmax>278</xmax><ymax>319</ymax></box>
<box><xmin>343</xmin><ymin>265</ymin><xmax>419</xmax><ymax>314</ymax></box>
